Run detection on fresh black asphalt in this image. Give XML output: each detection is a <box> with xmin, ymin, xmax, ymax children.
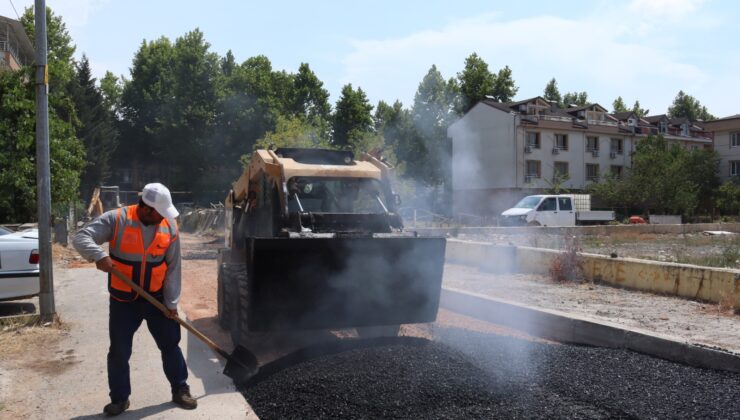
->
<box><xmin>240</xmin><ymin>328</ymin><xmax>740</xmax><ymax>419</ymax></box>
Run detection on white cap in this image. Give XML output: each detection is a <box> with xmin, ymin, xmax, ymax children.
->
<box><xmin>141</xmin><ymin>183</ymin><xmax>179</xmax><ymax>219</ymax></box>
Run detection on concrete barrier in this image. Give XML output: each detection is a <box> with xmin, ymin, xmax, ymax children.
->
<box><xmin>179</xmin><ymin>208</ymin><xmax>225</xmax><ymax>234</ymax></box>
<box><xmin>440</xmin><ymin>288</ymin><xmax>740</xmax><ymax>373</ymax></box>
<box><xmin>446</xmin><ymin>239</ymin><xmax>740</xmax><ymax>308</ymax></box>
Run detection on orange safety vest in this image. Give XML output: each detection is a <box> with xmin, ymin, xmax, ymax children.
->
<box><xmin>108</xmin><ymin>204</ymin><xmax>178</xmax><ymax>302</ymax></box>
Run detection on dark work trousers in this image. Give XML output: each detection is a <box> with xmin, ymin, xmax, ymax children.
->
<box><xmin>108</xmin><ymin>298</ymin><xmax>188</xmax><ymax>403</ymax></box>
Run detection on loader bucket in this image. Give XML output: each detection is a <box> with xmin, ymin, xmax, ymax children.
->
<box><xmin>245</xmin><ymin>236</ymin><xmax>446</xmax><ymax>331</ymax></box>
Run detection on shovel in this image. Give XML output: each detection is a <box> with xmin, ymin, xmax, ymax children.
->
<box><xmin>110</xmin><ymin>267</ymin><xmax>258</xmax><ymax>384</ymax></box>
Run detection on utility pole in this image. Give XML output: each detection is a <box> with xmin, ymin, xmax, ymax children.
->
<box><xmin>35</xmin><ymin>0</ymin><xmax>55</xmax><ymax>323</ymax></box>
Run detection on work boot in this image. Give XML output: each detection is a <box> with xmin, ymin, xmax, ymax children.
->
<box><xmin>172</xmin><ymin>385</ymin><xmax>197</xmax><ymax>409</ymax></box>
<box><xmin>103</xmin><ymin>400</ymin><xmax>130</xmax><ymax>416</ymax></box>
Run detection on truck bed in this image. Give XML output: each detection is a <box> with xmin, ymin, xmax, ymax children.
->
<box><xmin>576</xmin><ymin>210</ymin><xmax>615</xmax><ymax>221</ymax></box>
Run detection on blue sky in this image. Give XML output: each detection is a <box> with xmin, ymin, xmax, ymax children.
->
<box><xmin>2</xmin><ymin>0</ymin><xmax>738</xmax><ymax>117</ymax></box>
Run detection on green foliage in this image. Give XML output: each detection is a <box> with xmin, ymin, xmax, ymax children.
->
<box><xmin>457</xmin><ymin>53</ymin><xmax>495</xmax><ymax>113</ymax></box>
<box><xmin>99</xmin><ymin>71</ymin><xmax>123</xmax><ymax>113</ymax></box>
<box><xmin>545</xmin><ymin>168</ymin><xmax>571</xmax><ymax>194</ymax></box>
<box><xmin>632</xmin><ymin>100</ymin><xmax>649</xmax><ymax>118</ymax></box>
<box><xmin>491</xmin><ymin>65</ymin><xmax>518</xmax><ymax>103</ymax></box>
<box><xmin>399</xmin><ymin>65</ymin><xmax>458</xmax><ymax>191</ymax></box>
<box><xmin>612</xmin><ymin>96</ymin><xmax>627</xmax><ymax>113</ymax></box>
<box><xmin>68</xmin><ymin>56</ymin><xmax>119</xmax><ymax>201</ymax></box>
<box><xmin>332</xmin><ymin>84</ymin><xmax>374</xmax><ymax>147</ymax></box>
<box><xmin>120</xmin><ymin>30</ymin><xmax>222</xmax><ymax>189</ymax></box>
<box><xmin>21</xmin><ymin>7</ymin><xmax>76</xmax><ymax>99</ymax></box>
<box><xmin>668</xmin><ymin>90</ymin><xmax>715</xmax><ymax>121</ymax></box>
<box><xmin>563</xmin><ymin>91</ymin><xmax>588</xmax><ymax>107</ymax></box>
<box><xmin>254</xmin><ymin>115</ymin><xmax>330</xmax><ymax>151</ymax></box>
<box><xmin>716</xmin><ymin>178</ymin><xmax>740</xmax><ymax>215</ymax></box>
<box><xmin>0</xmin><ymin>69</ymin><xmax>85</xmax><ymax>223</ymax></box>
<box><xmin>588</xmin><ymin>135</ymin><xmax>719</xmax><ymax>216</ymax></box>
<box><xmin>291</xmin><ymin>63</ymin><xmax>331</xmax><ymax>124</ymax></box>
<box><xmin>543</xmin><ymin>78</ymin><xmax>561</xmax><ymax>106</ymax></box>
<box><xmin>457</xmin><ymin>55</ymin><xmax>517</xmax><ymax>112</ymax></box>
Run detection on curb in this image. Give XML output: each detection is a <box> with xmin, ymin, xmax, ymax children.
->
<box><xmin>440</xmin><ymin>287</ymin><xmax>740</xmax><ymax>374</ymax></box>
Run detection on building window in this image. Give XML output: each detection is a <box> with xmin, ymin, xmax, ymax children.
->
<box><xmin>586</xmin><ymin>164</ymin><xmax>600</xmax><ymax>182</ymax></box>
<box><xmin>526</xmin><ymin>160</ymin><xmax>541</xmax><ymax>178</ymax></box>
<box><xmin>555</xmin><ymin>134</ymin><xmax>568</xmax><ymax>150</ymax></box>
<box><xmin>586</xmin><ymin>136</ymin><xmax>599</xmax><ymax>151</ymax></box>
<box><xmin>610</xmin><ymin>138</ymin><xmax>623</xmax><ymax>154</ymax></box>
<box><xmin>611</xmin><ymin>165</ymin><xmax>623</xmax><ymax>179</ymax></box>
<box><xmin>732</xmin><ymin>133</ymin><xmax>740</xmax><ymax>147</ymax></box>
<box><xmin>731</xmin><ymin>161</ymin><xmax>740</xmax><ymax>177</ymax></box>
<box><xmin>553</xmin><ymin>161</ymin><xmax>569</xmax><ymax>180</ymax></box>
<box><xmin>659</xmin><ymin>121</ymin><xmax>667</xmax><ymax>134</ymax></box>
<box><xmin>691</xmin><ymin>145</ymin><xmax>699</xmax><ymax>151</ymax></box>
<box><xmin>526</xmin><ymin>132</ymin><xmax>540</xmax><ymax>148</ymax></box>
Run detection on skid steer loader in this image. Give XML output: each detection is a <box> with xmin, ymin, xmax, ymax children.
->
<box><xmin>217</xmin><ymin>148</ymin><xmax>446</xmax><ymax>346</ymax></box>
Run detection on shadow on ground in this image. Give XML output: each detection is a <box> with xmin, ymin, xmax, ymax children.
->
<box><xmin>0</xmin><ymin>300</ymin><xmax>37</xmax><ymax>317</ymax></box>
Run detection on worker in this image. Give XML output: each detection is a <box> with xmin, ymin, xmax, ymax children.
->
<box><xmin>72</xmin><ymin>183</ymin><xmax>197</xmax><ymax>416</ymax></box>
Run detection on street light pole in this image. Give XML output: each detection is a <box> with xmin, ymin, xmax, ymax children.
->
<box><xmin>35</xmin><ymin>0</ymin><xmax>55</xmax><ymax>323</ymax></box>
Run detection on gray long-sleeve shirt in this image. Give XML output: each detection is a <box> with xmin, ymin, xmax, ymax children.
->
<box><xmin>72</xmin><ymin>210</ymin><xmax>182</xmax><ymax>309</ymax></box>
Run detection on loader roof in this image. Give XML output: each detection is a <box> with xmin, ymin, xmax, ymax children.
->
<box><xmin>255</xmin><ymin>149</ymin><xmax>382</xmax><ymax>180</ymax></box>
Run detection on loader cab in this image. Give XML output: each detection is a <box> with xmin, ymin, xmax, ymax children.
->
<box><xmin>286</xmin><ymin>176</ymin><xmax>398</xmax><ymax>233</ymax></box>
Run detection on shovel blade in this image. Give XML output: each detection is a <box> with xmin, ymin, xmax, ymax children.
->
<box><xmin>223</xmin><ymin>345</ymin><xmax>258</xmax><ymax>384</ymax></box>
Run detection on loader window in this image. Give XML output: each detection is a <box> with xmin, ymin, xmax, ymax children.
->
<box><xmin>287</xmin><ymin>177</ymin><xmax>387</xmax><ymax>214</ymax></box>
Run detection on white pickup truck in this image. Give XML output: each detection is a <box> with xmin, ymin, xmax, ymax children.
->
<box><xmin>500</xmin><ymin>194</ymin><xmax>615</xmax><ymax>227</ymax></box>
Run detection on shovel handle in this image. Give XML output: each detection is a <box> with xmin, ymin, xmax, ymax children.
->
<box><xmin>109</xmin><ymin>267</ymin><xmax>226</xmax><ymax>356</ymax></box>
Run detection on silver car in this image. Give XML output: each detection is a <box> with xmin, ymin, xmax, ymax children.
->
<box><xmin>0</xmin><ymin>228</ymin><xmax>40</xmax><ymax>301</ymax></box>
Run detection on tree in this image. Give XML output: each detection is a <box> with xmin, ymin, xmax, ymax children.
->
<box><xmin>716</xmin><ymin>179</ymin><xmax>740</xmax><ymax>215</ymax></box>
<box><xmin>0</xmin><ymin>69</ymin><xmax>85</xmax><ymax>222</ymax></box>
<box><xmin>632</xmin><ymin>100</ymin><xmax>649</xmax><ymax>118</ymax></box>
<box><xmin>254</xmin><ymin>115</ymin><xmax>330</xmax><ymax>151</ymax></box>
<box><xmin>491</xmin><ymin>65</ymin><xmax>518</xmax><ymax>103</ymax></box>
<box><xmin>457</xmin><ymin>53</ymin><xmax>495</xmax><ymax>113</ymax></box>
<box><xmin>587</xmin><ymin>135</ymin><xmax>703</xmax><ymax>215</ymax></box>
<box><xmin>99</xmin><ymin>71</ymin><xmax>123</xmax><ymax>114</ymax></box>
<box><xmin>21</xmin><ymin>7</ymin><xmax>76</xmax><ymax>100</ymax></box>
<box><xmin>332</xmin><ymin>84</ymin><xmax>374</xmax><ymax>147</ymax></box>
<box><xmin>120</xmin><ymin>29</ymin><xmax>222</xmax><ymax>191</ymax></box>
<box><xmin>402</xmin><ymin>66</ymin><xmax>457</xmax><ymax>186</ymax></box>
<box><xmin>69</xmin><ymin>56</ymin><xmax>119</xmax><ymax>201</ymax></box>
<box><xmin>543</xmin><ymin>78</ymin><xmax>561</xmax><ymax>107</ymax></box>
<box><xmin>291</xmin><ymin>63</ymin><xmax>331</xmax><ymax>127</ymax></box>
<box><xmin>612</xmin><ymin>96</ymin><xmax>628</xmax><ymax>113</ymax></box>
<box><xmin>375</xmin><ymin>100</ymin><xmax>412</xmax><ymax>150</ymax></box>
<box><xmin>668</xmin><ymin>90</ymin><xmax>715</xmax><ymax>121</ymax></box>
<box><xmin>563</xmin><ymin>91</ymin><xmax>588</xmax><ymax>107</ymax></box>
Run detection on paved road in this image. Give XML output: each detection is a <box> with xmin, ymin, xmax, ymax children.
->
<box><xmin>26</xmin><ymin>267</ymin><xmax>255</xmax><ymax>419</ymax></box>
<box><xmin>242</xmin><ymin>328</ymin><xmax>740</xmax><ymax>419</ymax></box>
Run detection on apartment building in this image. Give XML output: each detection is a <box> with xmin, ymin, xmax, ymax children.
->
<box><xmin>448</xmin><ymin>97</ymin><xmax>714</xmax><ymax>216</ymax></box>
<box><xmin>703</xmin><ymin>114</ymin><xmax>740</xmax><ymax>182</ymax></box>
<box><xmin>0</xmin><ymin>16</ymin><xmax>33</xmax><ymax>71</ymax></box>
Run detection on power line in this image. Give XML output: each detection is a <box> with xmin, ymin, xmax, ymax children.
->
<box><xmin>8</xmin><ymin>0</ymin><xmax>20</xmax><ymax>19</ymax></box>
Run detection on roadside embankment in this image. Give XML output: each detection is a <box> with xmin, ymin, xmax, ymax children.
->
<box><xmin>446</xmin><ymin>239</ymin><xmax>740</xmax><ymax>309</ymax></box>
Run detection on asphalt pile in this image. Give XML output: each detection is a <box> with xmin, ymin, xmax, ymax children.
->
<box><xmin>241</xmin><ymin>332</ymin><xmax>740</xmax><ymax>419</ymax></box>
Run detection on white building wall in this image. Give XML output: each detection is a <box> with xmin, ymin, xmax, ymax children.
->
<box><xmin>449</xmin><ymin>104</ymin><xmax>516</xmax><ymax>190</ymax></box>
<box><xmin>714</xmin><ymin>131</ymin><xmax>740</xmax><ymax>181</ymax></box>
<box><xmin>519</xmin><ymin>129</ymin><xmax>634</xmax><ymax>189</ymax></box>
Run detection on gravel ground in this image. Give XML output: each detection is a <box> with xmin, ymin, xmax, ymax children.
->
<box><xmin>457</xmin><ymin>232</ymin><xmax>740</xmax><ymax>269</ymax></box>
<box><xmin>443</xmin><ymin>264</ymin><xmax>740</xmax><ymax>354</ymax></box>
<box><xmin>241</xmin><ymin>332</ymin><xmax>740</xmax><ymax>419</ymax></box>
